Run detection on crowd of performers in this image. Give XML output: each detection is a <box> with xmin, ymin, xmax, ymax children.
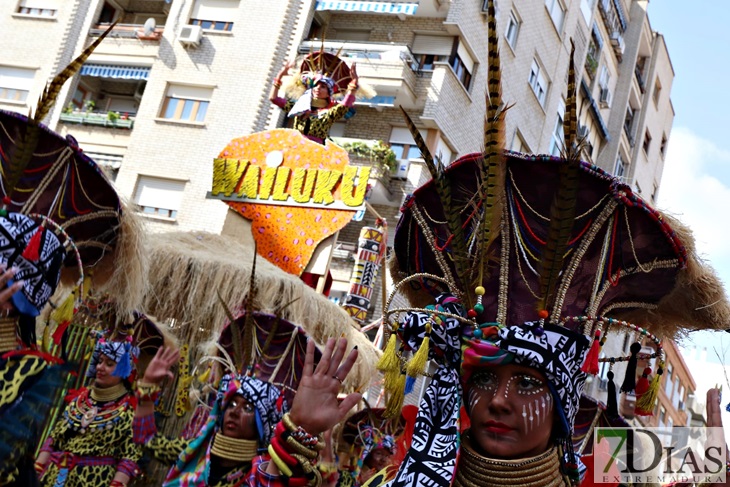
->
<box><xmin>3</xmin><ymin>2</ymin><xmax>730</xmax><ymax>487</ymax></box>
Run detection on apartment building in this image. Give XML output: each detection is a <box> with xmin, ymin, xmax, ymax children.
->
<box><xmin>0</xmin><ymin>0</ymin><xmax>675</xmax><ymax>321</ymax></box>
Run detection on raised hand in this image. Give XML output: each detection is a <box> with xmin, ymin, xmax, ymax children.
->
<box><xmin>0</xmin><ymin>265</ymin><xmax>22</xmax><ymax>311</ymax></box>
<box><xmin>289</xmin><ymin>337</ymin><xmax>361</xmax><ymax>436</ymax></box>
<box><xmin>141</xmin><ymin>345</ymin><xmax>180</xmax><ymax>385</ymax></box>
<box><xmin>278</xmin><ymin>59</ymin><xmax>295</xmax><ymax>78</ymax></box>
<box><xmin>350</xmin><ymin>63</ymin><xmax>359</xmax><ymax>85</ymax></box>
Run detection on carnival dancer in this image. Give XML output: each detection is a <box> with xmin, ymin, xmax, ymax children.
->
<box><xmin>133</xmin><ymin>307</ymin><xmax>324</xmax><ymax>487</ymax></box>
<box><xmin>35</xmin><ymin>314</ymin><xmax>164</xmax><ymax>487</ymax></box>
<box><xmin>269</xmin><ymin>53</ymin><xmax>362</xmax><ymax>145</ymax></box>
<box><xmin>363</xmin><ymin>1</ymin><xmax>730</xmax><ymax>486</ymax></box>
<box><xmin>0</xmin><ymin>24</ymin><xmax>146</xmax><ymax>485</ymax></box>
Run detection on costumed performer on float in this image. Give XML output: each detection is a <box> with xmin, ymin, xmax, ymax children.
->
<box><xmin>0</xmin><ymin>24</ymin><xmax>145</xmax><ymax>486</ymax></box>
<box><xmin>35</xmin><ymin>314</ymin><xmax>164</xmax><ymax>487</ymax></box>
<box><xmin>269</xmin><ymin>52</ymin><xmax>366</xmax><ymax>145</ymax></box>
<box><xmin>362</xmin><ymin>2</ymin><xmax>730</xmax><ymax>486</ymax></box>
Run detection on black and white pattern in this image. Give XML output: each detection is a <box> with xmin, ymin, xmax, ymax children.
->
<box><xmin>497</xmin><ymin>322</ymin><xmax>590</xmax><ymax>432</ymax></box>
<box><xmin>86</xmin><ymin>339</ymin><xmax>139</xmax><ymax>379</ymax></box>
<box><xmin>218</xmin><ymin>374</ymin><xmax>286</xmax><ymax>450</ymax></box>
<box><xmin>389</xmin><ymin>366</ymin><xmax>460</xmax><ymax>487</ymax></box>
<box><xmin>400</xmin><ymin>293</ymin><xmax>465</xmax><ymax>368</ymax></box>
<box><xmin>0</xmin><ymin>213</ymin><xmax>63</xmax><ymax>316</ymax></box>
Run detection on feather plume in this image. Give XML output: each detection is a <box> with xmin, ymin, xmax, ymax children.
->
<box><xmin>538</xmin><ymin>40</ymin><xmax>581</xmax><ymax>313</ymax></box>
<box><xmin>477</xmin><ymin>0</ymin><xmax>508</xmax><ymax>289</ymax></box>
<box><xmin>398</xmin><ymin>107</ymin><xmax>470</xmax><ymax>292</ymax></box>
<box><xmin>5</xmin><ymin>22</ymin><xmax>117</xmax><ymax>198</ymax></box>
<box><xmin>242</xmin><ymin>244</ymin><xmax>258</xmax><ymax>370</ymax></box>
<box><xmin>217</xmin><ymin>290</ymin><xmax>242</xmax><ymax>372</ymax></box>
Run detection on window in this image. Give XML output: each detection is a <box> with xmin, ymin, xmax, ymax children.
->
<box><xmin>411</xmin><ymin>54</ymin><xmax>448</xmax><ymax>72</ymax></box>
<box><xmin>550</xmin><ymin>99</ymin><xmax>566</xmax><ymax>156</ymax></box>
<box><xmin>660</xmin><ymin>134</ymin><xmax>667</xmax><ymax>158</ymax></box>
<box><xmin>658</xmin><ymin>406</ymin><xmax>666</xmax><ymax>428</ymax></box>
<box><xmin>545</xmin><ymin>0</ymin><xmax>566</xmax><ymax>33</ymax></box>
<box><xmin>160</xmin><ymin>84</ymin><xmax>212</xmax><ymax>123</ymax></box>
<box><xmin>16</xmin><ymin>0</ymin><xmax>59</xmax><ymax>17</ymax></box>
<box><xmin>189</xmin><ymin>0</ymin><xmax>238</xmax><ymax>32</ymax></box>
<box><xmin>390</xmin><ymin>127</ymin><xmax>426</xmax><ymax>162</ymax></box>
<box><xmin>599</xmin><ymin>64</ymin><xmax>610</xmax><ymax>90</ymax></box>
<box><xmin>580</xmin><ymin>0</ymin><xmax>596</xmax><ymax>24</ymax></box>
<box><xmin>653</xmin><ymin>77</ymin><xmax>662</xmax><ymax>107</ymax></box>
<box><xmin>623</xmin><ymin>106</ymin><xmax>634</xmax><ymax>137</ymax></box>
<box><xmin>332</xmin><ymin>28</ymin><xmax>370</xmax><ymax>41</ymax></box>
<box><xmin>613</xmin><ymin>154</ymin><xmax>625</xmax><ymax>179</ymax></box>
<box><xmin>585</xmin><ymin>25</ymin><xmax>603</xmax><ymax>80</ymax></box>
<box><xmin>511</xmin><ymin>131</ymin><xmax>528</xmax><ymax>153</ymax></box>
<box><xmin>0</xmin><ymin>66</ymin><xmax>35</xmax><ymax>104</ymax></box>
<box><xmin>71</xmin><ymin>85</ymin><xmax>89</xmax><ymax>108</ymax></box>
<box><xmin>528</xmin><ymin>59</ymin><xmax>548</xmax><ymax>106</ymax></box>
<box><xmin>133</xmin><ymin>176</ymin><xmax>185</xmax><ymax>220</ymax></box>
<box><xmin>664</xmin><ymin>364</ymin><xmax>674</xmax><ymax>396</ymax></box>
<box><xmin>450</xmin><ymin>54</ymin><xmax>472</xmax><ymax>90</ymax></box>
<box><xmin>505</xmin><ymin>10</ymin><xmax>520</xmax><ymax>49</ymax></box>
<box><xmin>411</xmin><ymin>35</ymin><xmax>453</xmax><ymax>68</ymax></box>
<box><xmin>651</xmin><ymin>182</ymin><xmax>658</xmax><ymax>203</ymax></box>
<box><xmin>643</xmin><ymin>130</ymin><xmax>652</xmax><ymax>155</ymax></box>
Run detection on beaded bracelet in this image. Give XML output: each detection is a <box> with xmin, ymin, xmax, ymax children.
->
<box><xmin>34</xmin><ymin>461</ymin><xmax>45</xmax><ymax>475</ymax></box>
<box><xmin>136</xmin><ymin>382</ymin><xmax>162</xmax><ymax>403</ymax></box>
<box><xmin>110</xmin><ymin>481</ymin><xmax>127</xmax><ymax>487</ymax></box>
<box><xmin>282</xmin><ymin>413</ymin><xmax>322</xmax><ymax>449</ymax></box>
<box><xmin>271</xmin><ymin>436</ymin><xmax>298</xmax><ymax>467</ymax></box>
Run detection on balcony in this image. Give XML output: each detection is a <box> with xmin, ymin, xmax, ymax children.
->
<box><xmin>90</xmin><ymin>22</ymin><xmax>164</xmax><ymax>41</ymax></box>
<box><xmin>60</xmin><ymin>111</ymin><xmax>135</xmax><ymax>129</ymax></box>
<box><xmin>299</xmin><ymin>40</ymin><xmax>418</xmax><ymax>108</ymax></box>
<box><xmin>584</xmin><ymin>52</ymin><xmax>598</xmax><ymax>80</ymax></box>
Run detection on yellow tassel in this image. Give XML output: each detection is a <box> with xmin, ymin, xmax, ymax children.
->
<box><xmin>635</xmin><ymin>371</ymin><xmax>661</xmax><ymax>414</ymax></box>
<box><xmin>198</xmin><ymin>366</ymin><xmax>211</xmax><ymax>384</ymax></box>
<box><xmin>384</xmin><ymin>372</ymin><xmax>406</xmax><ymax>418</ymax></box>
<box><xmin>406</xmin><ymin>322</ymin><xmax>431</xmax><ymax>378</ymax></box>
<box><xmin>41</xmin><ymin>323</ymin><xmax>52</xmax><ymax>353</ymax></box>
<box><xmin>51</xmin><ymin>291</ymin><xmax>76</xmax><ymax>325</ymax></box>
<box><xmin>81</xmin><ymin>275</ymin><xmax>93</xmax><ymax>300</ymax></box>
<box><xmin>376</xmin><ymin>329</ymin><xmax>399</xmax><ymax>373</ymax></box>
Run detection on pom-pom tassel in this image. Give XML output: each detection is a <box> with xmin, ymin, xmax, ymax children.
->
<box><xmin>376</xmin><ymin>328</ymin><xmax>399</xmax><ymax>373</ymax></box>
<box><xmin>620</xmin><ymin>342</ymin><xmax>642</xmax><ymax>393</ymax></box>
<box><xmin>113</xmin><ymin>345</ymin><xmax>132</xmax><ymax>378</ymax></box>
<box><xmin>580</xmin><ymin>330</ymin><xmax>601</xmax><ymax>375</ymax></box>
<box><xmin>606</xmin><ymin>369</ymin><xmax>619</xmax><ymax>418</ymax></box>
<box><xmin>406</xmin><ymin>322</ymin><xmax>431</xmax><ymax>378</ymax></box>
<box><xmin>384</xmin><ymin>372</ymin><xmax>406</xmax><ymax>418</ymax></box>
<box><xmin>635</xmin><ymin>367</ymin><xmax>660</xmax><ymax>416</ymax></box>
<box><xmin>51</xmin><ymin>291</ymin><xmax>77</xmax><ymax>345</ymax></box>
<box><xmin>22</xmin><ymin>224</ymin><xmax>45</xmax><ymax>262</ymax></box>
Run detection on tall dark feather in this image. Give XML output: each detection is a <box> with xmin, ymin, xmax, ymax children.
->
<box><xmin>538</xmin><ymin>40</ymin><xmax>581</xmax><ymax>312</ymax></box>
<box><xmin>217</xmin><ymin>291</ymin><xmax>242</xmax><ymax>371</ymax></box>
<box><xmin>5</xmin><ymin>22</ymin><xmax>117</xmax><ymax>198</ymax></box>
<box><xmin>398</xmin><ymin>106</ymin><xmax>470</xmax><ymax>292</ymax></box>
<box><xmin>478</xmin><ymin>0</ymin><xmax>508</xmax><ymax>289</ymax></box>
<box><xmin>242</xmin><ymin>244</ymin><xmax>258</xmax><ymax>370</ymax></box>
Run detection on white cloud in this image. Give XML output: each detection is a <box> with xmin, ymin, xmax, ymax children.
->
<box><xmin>658</xmin><ymin>127</ymin><xmax>730</xmax><ymax>280</ymax></box>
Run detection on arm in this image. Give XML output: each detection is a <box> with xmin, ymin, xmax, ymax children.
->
<box><xmin>270</xmin><ymin>60</ymin><xmax>294</xmax><ymax>104</ymax></box>
<box><xmin>112</xmin><ymin>407</ymin><xmax>143</xmax><ymax>486</ymax></box>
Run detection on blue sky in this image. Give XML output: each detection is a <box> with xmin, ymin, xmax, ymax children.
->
<box><xmin>648</xmin><ymin>2</ymin><xmax>730</xmax><ymax>402</ymax></box>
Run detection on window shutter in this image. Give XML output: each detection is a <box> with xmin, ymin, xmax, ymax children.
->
<box><xmin>166</xmin><ymin>84</ymin><xmax>213</xmax><ymax>100</ymax></box>
<box><xmin>134</xmin><ymin>177</ymin><xmax>185</xmax><ymax>210</ymax></box>
<box><xmin>389</xmin><ymin>127</ymin><xmax>426</xmax><ymax>145</ymax></box>
<box><xmin>0</xmin><ymin>66</ymin><xmax>35</xmax><ymax>90</ymax></box>
<box><xmin>191</xmin><ymin>0</ymin><xmax>238</xmax><ymax>22</ymax></box>
<box><xmin>456</xmin><ymin>42</ymin><xmax>474</xmax><ymax>73</ymax></box>
<box><xmin>411</xmin><ymin>34</ymin><xmax>453</xmax><ymax>56</ymax></box>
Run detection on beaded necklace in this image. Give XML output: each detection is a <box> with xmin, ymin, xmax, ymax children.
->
<box><xmin>64</xmin><ymin>385</ymin><xmax>129</xmax><ymax>434</ymax></box>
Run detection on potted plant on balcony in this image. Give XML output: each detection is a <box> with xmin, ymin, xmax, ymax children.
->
<box><xmin>107</xmin><ymin>111</ymin><xmax>120</xmax><ymax>124</ymax></box>
<box><xmin>84</xmin><ymin>99</ymin><xmax>96</xmax><ymax>113</ymax></box>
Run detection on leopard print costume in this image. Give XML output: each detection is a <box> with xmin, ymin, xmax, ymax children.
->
<box><xmin>145</xmin><ymin>434</ymin><xmax>252</xmax><ymax>487</ymax></box>
<box><xmin>40</xmin><ymin>388</ymin><xmax>142</xmax><ymax>487</ymax></box>
<box><xmin>281</xmin><ymin>99</ymin><xmax>349</xmax><ymax>143</ymax></box>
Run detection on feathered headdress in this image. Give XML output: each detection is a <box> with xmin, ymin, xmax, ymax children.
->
<box><xmin>378</xmin><ymin>1</ymin><xmax>730</xmax><ymax>486</ymax></box>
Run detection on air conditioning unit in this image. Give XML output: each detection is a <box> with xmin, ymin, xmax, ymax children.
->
<box><xmin>393</xmin><ymin>160</ymin><xmax>410</xmax><ymax>180</ymax></box>
<box><xmin>481</xmin><ymin>0</ymin><xmax>489</xmax><ymax>12</ymax></box>
<box><xmin>599</xmin><ymin>87</ymin><xmax>612</xmax><ymax>107</ymax></box>
<box><xmin>610</xmin><ymin>31</ymin><xmax>625</xmax><ymax>55</ymax></box>
<box><xmin>179</xmin><ymin>25</ymin><xmax>202</xmax><ymax>48</ymax></box>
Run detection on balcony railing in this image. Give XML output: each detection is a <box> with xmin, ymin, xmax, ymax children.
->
<box><xmin>634</xmin><ymin>65</ymin><xmax>646</xmax><ymax>93</ymax></box>
<box><xmin>90</xmin><ymin>23</ymin><xmax>165</xmax><ymax>41</ymax></box>
<box><xmin>60</xmin><ymin>111</ymin><xmax>135</xmax><ymax>129</ymax></box>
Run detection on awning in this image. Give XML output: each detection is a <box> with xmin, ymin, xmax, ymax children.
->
<box><xmin>80</xmin><ymin>64</ymin><xmax>150</xmax><ymax>80</ymax></box>
<box><xmin>315</xmin><ymin>1</ymin><xmax>418</xmax><ymax>16</ymax></box>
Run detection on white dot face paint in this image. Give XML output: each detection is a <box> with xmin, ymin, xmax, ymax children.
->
<box><xmin>468</xmin><ymin>387</ymin><xmax>481</xmax><ymax>414</ymax></box>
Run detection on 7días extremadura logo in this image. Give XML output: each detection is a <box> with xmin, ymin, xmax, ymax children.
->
<box><xmin>594</xmin><ymin>427</ymin><xmax>727</xmax><ymax>484</ymax></box>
